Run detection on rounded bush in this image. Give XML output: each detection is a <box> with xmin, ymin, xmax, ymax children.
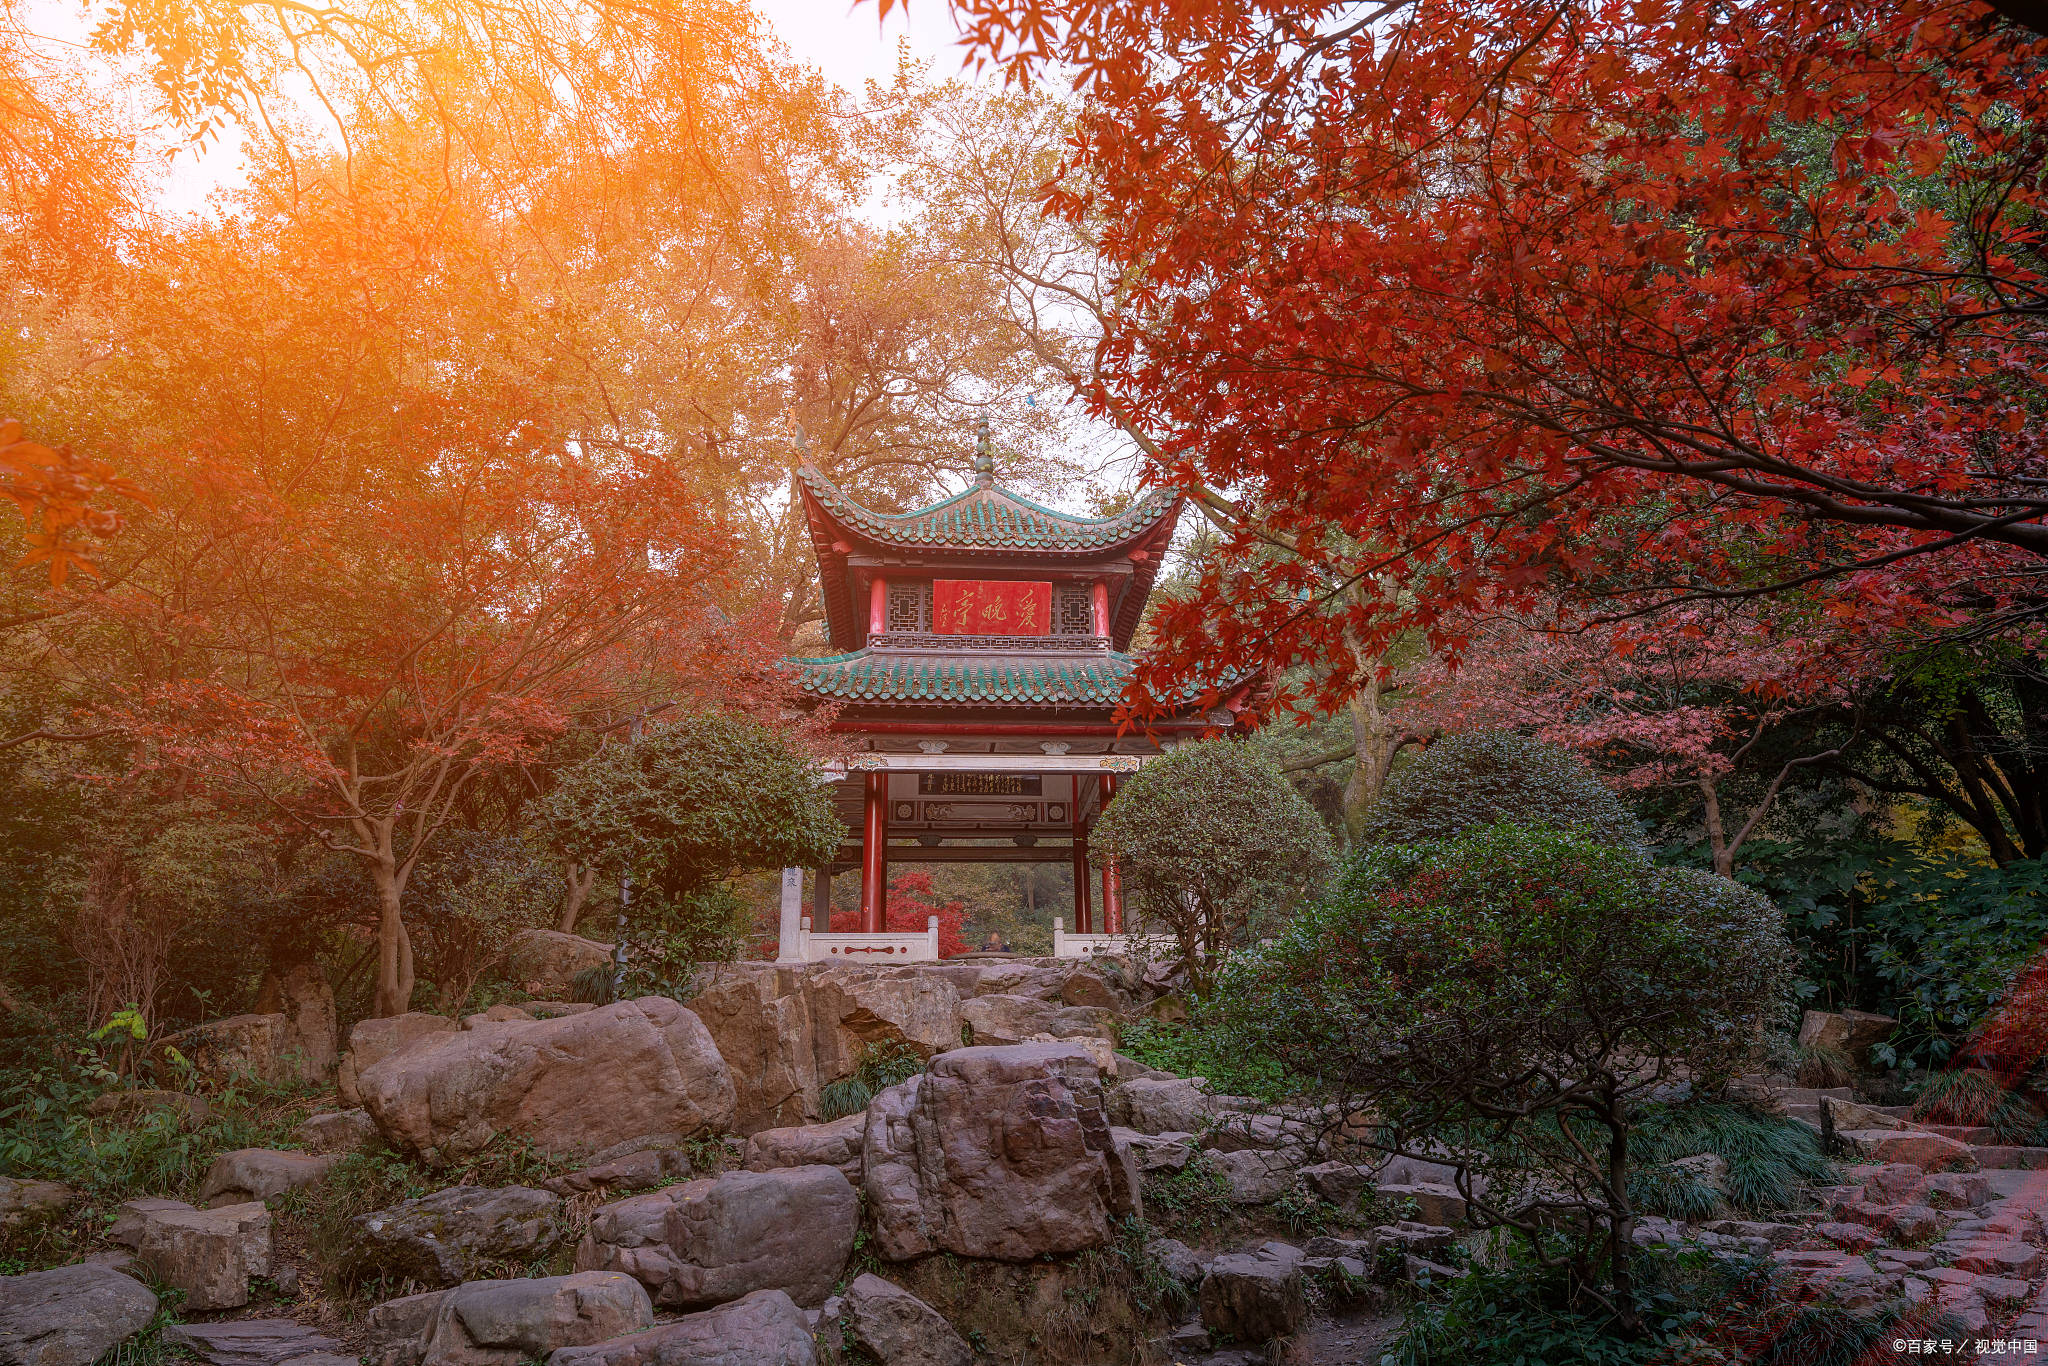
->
<box><xmin>1367</xmin><ymin>730</ymin><xmax>1642</xmax><ymax>848</ymax></box>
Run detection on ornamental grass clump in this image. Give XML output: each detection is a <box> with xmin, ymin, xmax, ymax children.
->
<box><xmin>1212</xmin><ymin>824</ymin><xmax>1793</xmax><ymax>1336</ymax></box>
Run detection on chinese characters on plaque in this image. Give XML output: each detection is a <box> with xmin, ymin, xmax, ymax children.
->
<box><xmin>932</xmin><ymin>579</ymin><xmax>1053</xmax><ymax>635</ymax></box>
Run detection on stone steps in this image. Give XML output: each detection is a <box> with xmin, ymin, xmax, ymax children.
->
<box><xmin>1973</xmin><ymin>1146</ymin><xmax>2048</xmax><ymax>1170</ymax></box>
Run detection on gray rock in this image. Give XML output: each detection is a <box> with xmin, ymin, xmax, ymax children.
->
<box><xmin>1112</xmin><ymin>1127</ymin><xmax>1195</xmax><ymax>1174</ymax></box>
<box><xmin>1145</xmin><ymin>1237</ymin><xmax>1206</xmax><ymax>1289</ymax></box>
<box><xmin>544</xmin><ymin>1288</ymin><xmax>817</xmax><ymax>1366</ymax></box>
<box><xmin>0</xmin><ymin>1179</ymin><xmax>74</xmax><ymax>1232</ymax></box>
<box><xmin>367</xmin><ymin>1290</ymin><xmax>452</xmax><ymax>1366</ymax></box>
<box><xmin>1201</xmin><ymin>1111</ymin><xmax>1311</xmax><ymax>1158</ymax></box>
<box><xmin>545</xmin><ymin>1148</ymin><xmax>691</xmax><ymax>1197</ymax></box>
<box><xmin>1300</xmin><ymin>1161</ymin><xmax>1373</xmax><ymax>1207</ymax></box>
<box><xmin>1376</xmin><ymin>1181</ymin><xmax>1467</xmax><ymax>1226</ymax></box>
<box><xmin>576</xmin><ymin>1166</ymin><xmax>856</xmax><ymax>1309</ymax></box>
<box><xmin>410</xmin><ymin>1273</ymin><xmax>654</xmax><ymax>1366</ymax></box>
<box><xmin>0</xmin><ymin>1264</ymin><xmax>158</xmax><ymax>1366</ymax></box>
<box><xmin>353</xmin><ymin>1186</ymin><xmax>562</xmax><ymax>1287</ymax></box>
<box><xmin>162</xmin><ymin>1319</ymin><xmax>347</xmax><ymax>1366</ymax></box>
<box><xmin>742</xmin><ymin>1114</ymin><xmax>865</xmax><ymax>1185</ymax></box>
<box><xmin>841</xmin><ymin>1274</ymin><xmax>971</xmax><ymax>1366</ymax></box>
<box><xmin>1113</xmin><ymin>1054</ymin><xmax>1174</xmax><ymax>1083</ymax></box>
<box><xmin>135</xmin><ymin>1201</ymin><xmax>271</xmax><ymax>1310</ymax></box>
<box><xmin>295</xmin><ymin>1109</ymin><xmax>383</xmax><ymax>1154</ymax></box>
<box><xmin>1373</xmin><ymin>1221</ymin><xmax>1455</xmax><ymax>1257</ymax></box>
<box><xmin>863</xmin><ymin>1043</ymin><xmax>1122</xmax><ymax>1261</ymax></box>
<box><xmin>107</xmin><ymin>1198</ymin><xmax>194</xmax><ymax>1249</ymax></box>
<box><xmin>338</xmin><ymin>1012</ymin><xmax>459</xmax><ymax>1108</ymax></box>
<box><xmin>197</xmin><ymin>1149</ymin><xmax>336</xmax><ymax>1206</ymax></box>
<box><xmin>1113</xmin><ymin>1076</ymin><xmax>1214</xmax><ymax>1134</ymax></box>
<box><xmin>1923</xmin><ymin>1172</ymin><xmax>1994</xmax><ymax>1209</ymax></box>
<box><xmin>1207</xmin><ymin>1149</ymin><xmax>1293</xmax><ymax>1205</ymax></box>
<box><xmin>1199</xmin><ymin>1243</ymin><xmax>1306</xmax><ymax>1343</ymax></box>
<box><xmin>359</xmin><ymin>999</ymin><xmax>735</xmax><ymax>1162</ymax></box>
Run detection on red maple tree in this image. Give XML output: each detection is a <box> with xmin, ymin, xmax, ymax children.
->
<box><xmin>931</xmin><ymin>0</ymin><xmax>2048</xmax><ymax>713</ymax></box>
<box><xmin>831</xmin><ymin>869</ymin><xmax>972</xmax><ymax>958</ymax></box>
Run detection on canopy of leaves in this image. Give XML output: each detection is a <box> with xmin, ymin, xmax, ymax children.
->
<box><xmin>1367</xmin><ymin>731</ymin><xmax>1643</xmax><ymax>850</ymax></box>
<box><xmin>535</xmin><ymin>713</ymin><xmax>840</xmax><ymax>900</ymax></box>
<box><xmin>1090</xmin><ymin>740</ymin><xmax>1335</xmax><ymax>986</ymax></box>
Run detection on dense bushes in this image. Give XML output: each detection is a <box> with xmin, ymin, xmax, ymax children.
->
<box><xmin>1090</xmin><ymin>740</ymin><xmax>1335</xmax><ymax>990</ymax></box>
<box><xmin>1212</xmin><ymin>824</ymin><xmax>1793</xmax><ymax>1333</ymax></box>
<box><xmin>1368</xmin><ymin>731</ymin><xmax>1644</xmax><ymax>848</ymax></box>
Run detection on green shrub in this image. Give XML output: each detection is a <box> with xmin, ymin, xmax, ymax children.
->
<box><xmin>1114</xmin><ymin>1017</ymin><xmax>1301</xmax><ymax>1103</ymax></box>
<box><xmin>1367</xmin><ymin>731</ymin><xmax>1643</xmax><ymax>849</ymax></box>
<box><xmin>1140</xmin><ymin>1154</ymin><xmax>1236</xmax><ymax>1242</ymax></box>
<box><xmin>818</xmin><ymin>1040</ymin><xmax>926</xmax><ymax>1121</ymax></box>
<box><xmin>1090</xmin><ymin>740</ymin><xmax>1335</xmax><ymax>993</ymax></box>
<box><xmin>1211</xmin><ymin>825</ymin><xmax>1793</xmax><ymax>1334</ymax></box>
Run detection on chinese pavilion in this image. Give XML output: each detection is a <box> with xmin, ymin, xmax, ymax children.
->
<box><xmin>776</xmin><ymin>425</ymin><xmax>1260</xmax><ymax>959</ymax></box>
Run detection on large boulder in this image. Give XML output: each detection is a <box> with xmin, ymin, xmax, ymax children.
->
<box><xmin>135</xmin><ymin>1201</ymin><xmax>271</xmax><ymax>1311</ymax></box>
<box><xmin>1799</xmin><ymin>1009</ymin><xmax>1898</xmax><ymax>1069</ymax></box>
<box><xmin>197</xmin><ymin>1148</ymin><xmax>336</xmax><ymax>1207</ymax></box>
<box><xmin>358</xmin><ymin>998</ymin><xmax>735</xmax><ymax>1161</ymax></box>
<box><xmin>863</xmin><ymin>1042</ymin><xmax>1121</xmax><ymax>1262</ymax></box>
<box><xmin>1840</xmin><ymin>1130</ymin><xmax>1978</xmax><ymax>1172</ymax></box>
<box><xmin>1199</xmin><ymin>1242</ymin><xmax>1307</xmax><ymax>1344</ymax></box>
<box><xmin>956</xmin><ymin>996</ymin><xmax>1115</xmax><ymax>1048</ymax></box>
<box><xmin>544</xmin><ymin>1148</ymin><xmax>692</xmax><ymax>1198</ymax></box>
<box><xmin>743</xmin><ymin>1114</ymin><xmax>865</xmax><ymax>1186</ymax></box>
<box><xmin>840</xmin><ymin>1274</ymin><xmax>972</xmax><ymax>1366</ymax></box>
<box><xmin>0</xmin><ymin>1264</ymin><xmax>158</xmax><ymax>1366</ymax></box>
<box><xmin>576</xmin><ymin>1166</ymin><xmax>856</xmax><ymax>1310</ymax></box>
<box><xmin>505</xmin><ymin>930</ymin><xmax>613</xmax><ymax>998</ymax></box>
<box><xmin>339</xmin><ymin>1013</ymin><xmax>460</xmax><ymax>1107</ymax></box>
<box><xmin>353</xmin><ymin>1186</ymin><xmax>563</xmax><ymax>1287</ymax></box>
<box><xmin>407</xmin><ymin>1273</ymin><xmax>653</xmax><ymax>1366</ymax></box>
<box><xmin>1209</xmin><ymin>1149</ymin><xmax>1293</xmax><ymax>1205</ymax></box>
<box><xmin>544</xmin><ymin>1289</ymin><xmax>817</xmax><ymax>1366</ymax></box>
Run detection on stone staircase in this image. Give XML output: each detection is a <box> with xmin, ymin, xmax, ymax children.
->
<box><xmin>1772</xmin><ymin>1084</ymin><xmax>2048</xmax><ymax>1171</ymax></box>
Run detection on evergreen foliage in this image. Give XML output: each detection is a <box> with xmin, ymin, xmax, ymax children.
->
<box><xmin>1367</xmin><ymin>731</ymin><xmax>1643</xmax><ymax>849</ymax></box>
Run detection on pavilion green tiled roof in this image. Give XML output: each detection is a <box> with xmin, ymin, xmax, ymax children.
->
<box><xmin>796</xmin><ymin>466</ymin><xmax>1177</xmax><ymax>554</ymax></box>
<box><xmin>791</xmin><ymin>650</ymin><xmax>1138</xmax><ymax>707</ymax></box>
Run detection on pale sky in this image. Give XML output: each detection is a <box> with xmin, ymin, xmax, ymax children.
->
<box><xmin>71</xmin><ymin>0</ymin><xmax>977</xmax><ymax>217</ymax></box>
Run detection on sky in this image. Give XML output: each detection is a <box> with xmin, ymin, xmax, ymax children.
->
<box><xmin>32</xmin><ymin>0</ymin><xmax>978</xmax><ymax>218</ymax></box>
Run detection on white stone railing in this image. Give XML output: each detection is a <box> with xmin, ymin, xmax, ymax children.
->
<box><xmin>794</xmin><ymin>915</ymin><xmax>941</xmax><ymax>963</ymax></box>
<box><xmin>1051</xmin><ymin>919</ymin><xmax>1176</xmax><ymax>960</ymax></box>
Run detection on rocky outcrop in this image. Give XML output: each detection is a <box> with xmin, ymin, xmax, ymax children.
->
<box><xmin>544</xmin><ymin>1289</ymin><xmax>817</xmax><ymax>1366</ymax></box>
<box><xmin>0</xmin><ymin>1264</ymin><xmax>158</xmax><ymax>1366</ymax></box>
<box><xmin>1199</xmin><ymin>1242</ymin><xmax>1307</xmax><ymax>1344</ymax></box>
<box><xmin>1209</xmin><ymin>1149</ymin><xmax>1293</xmax><ymax>1205</ymax></box>
<box><xmin>1112</xmin><ymin>1076</ymin><xmax>1215</xmax><ymax>1135</ymax></box>
<box><xmin>544</xmin><ymin>1148</ymin><xmax>692</xmax><ymax>1197</ymax></box>
<box><xmin>196</xmin><ymin>1149</ymin><xmax>335</xmax><ymax>1207</ymax></box>
<box><xmin>254</xmin><ymin>960</ymin><xmax>339</xmax><ymax>1080</ymax></box>
<box><xmin>402</xmin><ymin>1273</ymin><xmax>653</xmax><ymax>1366</ymax></box>
<box><xmin>357</xmin><ymin>999</ymin><xmax>735</xmax><ymax>1161</ymax></box>
<box><xmin>295</xmin><ymin>1109</ymin><xmax>382</xmax><ymax>1154</ymax></box>
<box><xmin>156</xmin><ymin>1015</ymin><xmax>299</xmax><ymax>1088</ymax></box>
<box><xmin>162</xmin><ymin>1320</ymin><xmax>353</xmax><ymax>1366</ymax></box>
<box><xmin>135</xmin><ymin>1201</ymin><xmax>271</xmax><ymax>1311</ymax></box>
<box><xmin>505</xmin><ymin>931</ymin><xmax>612</xmax><ymax>999</ymax></box>
<box><xmin>1799</xmin><ymin>1009</ymin><xmax>1898</xmax><ymax>1070</ymax></box>
<box><xmin>339</xmin><ymin>1013</ymin><xmax>460</xmax><ymax>1108</ymax></box>
<box><xmin>841</xmin><ymin>1274</ymin><xmax>972</xmax><ymax>1366</ymax></box>
<box><xmin>956</xmin><ymin>995</ymin><xmax>1115</xmax><ymax>1048</ymax></box>
<box><xmin>743</xmin><ymin>1114</ymin><xmax>865</xmax><ymax>1185</ymax></box>
<box><xmin>576</xmin><ymin>1166</ymin><xmax>856</xmax><ymax>1310</ymax></box>
<box><xmin>863</xmin><ymin>1042</ymin><xmax>1123</xmax><ymax>1261</ymax></box>
<box><xmin>353</xmin><ymin>1186</ymin><xmax>563</xmax><ymax>1287</ymax></box>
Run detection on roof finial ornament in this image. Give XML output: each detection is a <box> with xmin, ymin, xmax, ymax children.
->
<box><xmin>972</xmin><ymin>415</ymin><xmax>995</xmax><ymax>485</ymax></box>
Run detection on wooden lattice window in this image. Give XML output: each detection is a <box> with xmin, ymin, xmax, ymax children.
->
<box><xmin>1056</xmin><ymin>584</ymin><xmax>1096</xmax><ymax>636</ymax></box>
<box><xmin>885</xmin><ymin>581</ymin><xmax>930</xmax><ymax>632</ymax></box>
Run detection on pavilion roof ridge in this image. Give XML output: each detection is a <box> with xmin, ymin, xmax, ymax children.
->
<box><xmin>794</xmin><ymin>463</ymin><xmax>1180</xmax><ymax>554</ymax></box>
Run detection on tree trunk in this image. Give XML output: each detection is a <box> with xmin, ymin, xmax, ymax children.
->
<box><xmin>369</xmin><ymin>857</ymin><xmax>415</xmax><ymax>1018</ymax></box>
<box><xmin>1341</xmin><ymin>655</ymin><xmax>1414</xmax><ymax>844</ymax></box>
<box><xmin>1699</xmin><ymin>777</ymin><xmax>1734</xmax><ymax>877</ymax></box>
<box><xmin>559</xmin><ymin>861</ymin><xmax>598</xmax><ymax>934</ymax></box>
<box><xmin>1607</xmin><ymin>1112</ymin><xmax>1639</xmax><ymax>1336</ymax></box>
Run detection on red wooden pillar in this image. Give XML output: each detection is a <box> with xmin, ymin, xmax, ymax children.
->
<box><xmin>1071</xmin><ymin>792</ymin><xmax>1093</xmax><ymax>934</ymax></box>
<box><xmin>1091</xmin><ymin>580</ymin><xmax>1110</xmax><ymax>638</ymax></box>
<box><xmin>859</xmin><ymin>771</ymin><xmax>888</xmax><ymax>932</ymax></box>
<box><xmin>869</xmin><ymin>577</ymin><xmax>888</xmax><ymax>639</ymax></box>
<box><xmin>1099</xmin><ymin>773</ymin><xmax>1124</xmax><ymax>933</ymax></box>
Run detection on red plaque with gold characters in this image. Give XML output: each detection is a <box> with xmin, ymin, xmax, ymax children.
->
<box><xmin>932</xmin><ymin>580</ymin><xmax>1052</xmax><ymax>635</ymax></box>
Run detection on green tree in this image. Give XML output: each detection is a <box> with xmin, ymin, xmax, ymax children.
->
<box><xmin>1368</xmin><ymin>731</ymin><xmax>1642</xmax><ymax>849</ymax></box>
<box><xmin>1090</xmin><ymin>740</ymin><xmax>1335</xmax><ymax>992</ymax></box>
<box><xmin>534</xmin><ymin>713</ymin><xmax>841</xmax><ymax>957</ymax></box>
<box><xmin>1213</xmin><ymin>825</ymin><xmax>1793</xmax><ymax>1335</ymax></box>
